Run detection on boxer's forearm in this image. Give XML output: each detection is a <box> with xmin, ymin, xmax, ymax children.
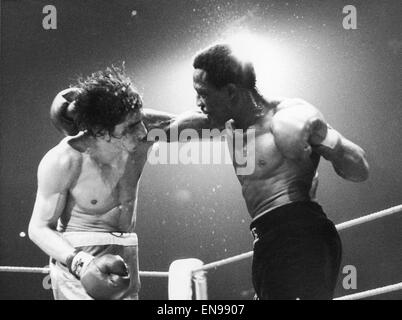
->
<box><xmin>315</xmin><ymin>137</ymin><xmax>369</xmax><ymax>182</ymax></box>
<box><xmin>144</xmin><ymin>109</ymin><xmax>215</xmax><ymax>142</ymax></box>
<box><xmin>28</xmin><ymin>224</ymin><xmax>75</xmax><ymax>264</ymax></box>
<box><xmin>146</xmin><ymin>110</ymin><xmax>221</xmax><ymax>142</ymax></box>
<box><xmin>165</xmin><ymin>110</ymin><xmax>218</xmax><ymax>142</ymax></box>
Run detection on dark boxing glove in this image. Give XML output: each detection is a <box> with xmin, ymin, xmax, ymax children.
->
<box><xmin>50</xmin><ymin>88</ymin><xmax>81</xmax><ymax>136</ymax></box>
<box><xmin>67</xmin><ymin>251</ymin><xmax>131</xmax><ymax>300</ymax></box>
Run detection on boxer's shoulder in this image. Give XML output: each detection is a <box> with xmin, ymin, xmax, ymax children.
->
<box><xmin>39</xmin><ymin>139</ymin><xmax>82</xmax><ymax>184</ymax></box>
<box><xmin>275</xmin><ymin>98</ymin><xmax>324</xmax><ymax>119</ymax></box>
<box><xmin>273</xmin><ymin>98</ymin><xmax>322</xmax><ymax>122</ymax></box>
<box><xmin>58</xmin><ymin>137</ymin><xmax>83</xmax><ymax>164</ymax></box>
<box><xmin>275</xmin><ymin>97</ymin><xmax>313</xmax><ymax>112</ymax></box>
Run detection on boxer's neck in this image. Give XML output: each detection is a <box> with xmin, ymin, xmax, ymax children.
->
<box><xmin>85</xmin><ymin>135</ymin><xmax>128</xmax><ymax>166</ymax></box>
<box><xmin>232</xmin><ymin>89</ymin><xmax>267</xmax><ymax>129</ymax></box>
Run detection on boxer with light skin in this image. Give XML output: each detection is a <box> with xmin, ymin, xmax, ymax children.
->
<box><xmin>29</xmin><ymin>66</ymin><xmax>211</xmax><ymax>300</ymax></box>
<box><xmin>192</xmin><ymin>44</ymin><xmax>369</xmax><ymax>300</ymax></box>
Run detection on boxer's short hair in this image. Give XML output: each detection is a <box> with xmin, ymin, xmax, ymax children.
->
<box><xmin>193</xmin><ymin>44</ymin><xmax>256</xmax><ymax>89</ymax></box>
<box><xmin>74</xmin><ymin>65</ymin><xmax>142</xmax><ymax>137</ymax></box>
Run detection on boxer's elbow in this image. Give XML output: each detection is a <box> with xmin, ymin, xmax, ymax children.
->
<box><xmin>344</xmin><ymin>166</ymin><xmax>369</xmax><ymax>182</ymax></box>
<box><xmin>28</xmin><ymin>220</ymin><xmax>48</xmax><ymax>245</ymax></box>
<box><xmin>360</xmin><ymin>157</ymin><xmax>370</xmax><ymax>182</ymax></box>
<box><xmin>28</xmin><ymin>223</ymin><xmax>38</xmax><ymax>243</ymax></box>
<box><xmin>28</xmin><ymin>221</ymin><xmax>40</xmax><ymax>244</ymax></box>
<box><xmin>351</xmin><ymin>148</ymin><xmax>369</xmax><ymax>182</ymax></box>
<box><xmin>337</xmin><ymin>148</ymin><xmax>369</xmax><ymax>182</ymax></box>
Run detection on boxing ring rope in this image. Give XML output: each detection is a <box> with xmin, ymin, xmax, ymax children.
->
<box><xmin>0</xmin><ymin>266</ymin><xmax>50</xmax><ymax>274</ymax></box>
<box><xmin>335</xmin><ymin>204</ymin><xmax>402</xmax><ymax>231</ymax></box>
<box><xmin>192</xmin><ymin>204</ymin><xmax>402</xmax><ymax>274</ymax></box>
<box><xmin>189</xmin><ymin>204</ymin><xmax>402</xmax><ymax>300</ymax></box>
<box><xmin>0</xmin><ymin>204</ymin><xmax>401</xmax><ymax>299</ymax></box>
<box><xmin>334</xmin><ymin>281</ymin><xmax>402</xmax><ymax>300</ymax></box>
<box><xmin>0</xmin><ymin>266</ymin><xmax>168</xmax><ymax>277</ymax></box>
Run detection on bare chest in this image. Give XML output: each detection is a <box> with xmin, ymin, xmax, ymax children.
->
<box><xmin>226</xmin><ymin>125</ymin><xmax>284</xmax><ymax>180</ymax></box>
<box><xmin>70</xmin><ymin>147</ymin><xmax>149</xmax><ymax>212</ymax></box>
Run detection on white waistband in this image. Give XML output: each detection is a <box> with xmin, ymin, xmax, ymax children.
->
<box><xmin>61</xmin><ymin>232</ymin><xmax>138</xmax><ymax>247</ymax></box>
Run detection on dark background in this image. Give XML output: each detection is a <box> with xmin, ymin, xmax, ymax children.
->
<box><xmin>0</xmin><ymin>0</ymin><xmax>401</xmax><ymax>300</ymax></box>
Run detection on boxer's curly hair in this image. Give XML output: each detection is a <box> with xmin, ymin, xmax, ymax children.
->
<box><xmin>193</xmin><ymin>44</ymin><xmax>256</xmax><ymax>89</ymax></box>
<box><xmin>73</xmin><ymin>64</ymin><xmax>142</xmax><ymax>137</ymax></box>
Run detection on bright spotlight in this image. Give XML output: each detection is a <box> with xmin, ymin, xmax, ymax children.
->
<box><xmin>222</xmin><ymin>30</ymin><xmax>297</xmax><ymax>96</ymax></box>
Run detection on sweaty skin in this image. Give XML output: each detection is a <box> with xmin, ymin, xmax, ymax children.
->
<box><xmin>193</xmin><ymin>68</ymin><xmax>368</xmax><ymax>220</ymax></box>
<box><xmin>37</xmin><ymin>111</ymin><xmax>151</xmax><ymax>234</ymax></box>
<box><xmin>29</xmin><ymin>108</ymin><xmax>210</xmax><ymax>263</ymax></box>
<box><xmin>226</xmin><ymin>102</ymin><xmax>320</xmax><ymax>219</ymax></box>
<box><xmin>55</xmin><ymin>138</ymin><xmax>149</xmax><ymax>233</ymax></box>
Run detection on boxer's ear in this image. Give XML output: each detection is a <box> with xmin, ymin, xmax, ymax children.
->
<box><xmin>224</xmin><ymin>84</ymin><xmax>241</xmax><ymax>109</ymax></box>
<box><xmin>104</xmin><ymin>131</ymin><xmax>112</xmax><ymax>142</ymax></box>
<box><xmin>225</xmin><ymin>83</ymin><xmax>237</xmax><ymax>99</ymax></box>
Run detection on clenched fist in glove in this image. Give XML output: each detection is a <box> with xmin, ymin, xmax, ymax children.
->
<box><xmin>66</xmin><ymin>250</ymin><xmax>131</xmax><ymax>300</ymax></box>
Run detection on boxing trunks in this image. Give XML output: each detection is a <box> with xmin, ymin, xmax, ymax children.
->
<box><xmin>250</xmin><ymin>201</ymin><xmax>342</xmax><ymax>300</ymax></box>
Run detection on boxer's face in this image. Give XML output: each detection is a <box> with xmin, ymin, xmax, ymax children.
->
<box><xmin>110</xmin><ymin>110</ymin><xmax>147</xmax><ymax>152</ymax></box>
<box><xmin>193</xmin><ymin>69</ymin><xmax>232</xmax><ymax>126</ymax></box>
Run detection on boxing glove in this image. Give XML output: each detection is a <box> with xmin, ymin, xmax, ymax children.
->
<box><xmin>67</xmin><ymin>251</ymin><xmax>131</xmax><ymax>300</ymax></box>
<box><xmin>50</xmin><ymin>88</ymin><xmax>81</xmax><ymax>136</ymax></box>
<box><xmin>271</xmin><ymin>102</ymin><xmax>340</xmax><ymax>159</ymax></box>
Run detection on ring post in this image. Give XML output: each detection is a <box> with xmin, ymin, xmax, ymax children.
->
<box><xmin>193</xmin><ymin>269</ymin><xmax>208</xmax><ymax>300</ymax></box>
<box><xmin>168</xmin><ymin>258</ymin><xmax>205</xmax><ymax>300</ymax></box>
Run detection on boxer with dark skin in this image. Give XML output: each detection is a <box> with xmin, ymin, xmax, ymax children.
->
<box><xmin>30</xmin><ymin>50</ymin><xmax>369</xmax><ymax>299</ymax></box>
<box><xmin>28</xmin><ymin>67</ymin><xmax>210</xmax><ymax>299</ymax></box>
<box><xmin>192</xmin><ymin>44</ymin><xmax>369</xmax><ymax>299</ymax></box>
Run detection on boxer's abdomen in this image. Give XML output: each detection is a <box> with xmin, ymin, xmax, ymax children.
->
<box><xmin>241</xmin><ymin>160</ymin><xmax>317</xmax><ymax>219</ymax></box>
<box><xmin>58</xmin><ymin>201</ymin><xmax>136</xmax><ymax>233</ymax></box>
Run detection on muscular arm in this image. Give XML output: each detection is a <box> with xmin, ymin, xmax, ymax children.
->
<box><xmin>142</xmin><ymin>108</ymin><xmax>220</xmax><ymax>142</ymax></box>
<box><xmin>272</xmin><ymin>98</ymin><xmax>369</xmax><ymax>182</ymax></box>
<box><xmin>313</xmin><ymin>131</ymin><xmax>369</xmax><ymax>182</ymax></box>
<box><xmin>28</xmin><ymin>146</ymin><xmax>80</xmax><ymax>264</ymax></box>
